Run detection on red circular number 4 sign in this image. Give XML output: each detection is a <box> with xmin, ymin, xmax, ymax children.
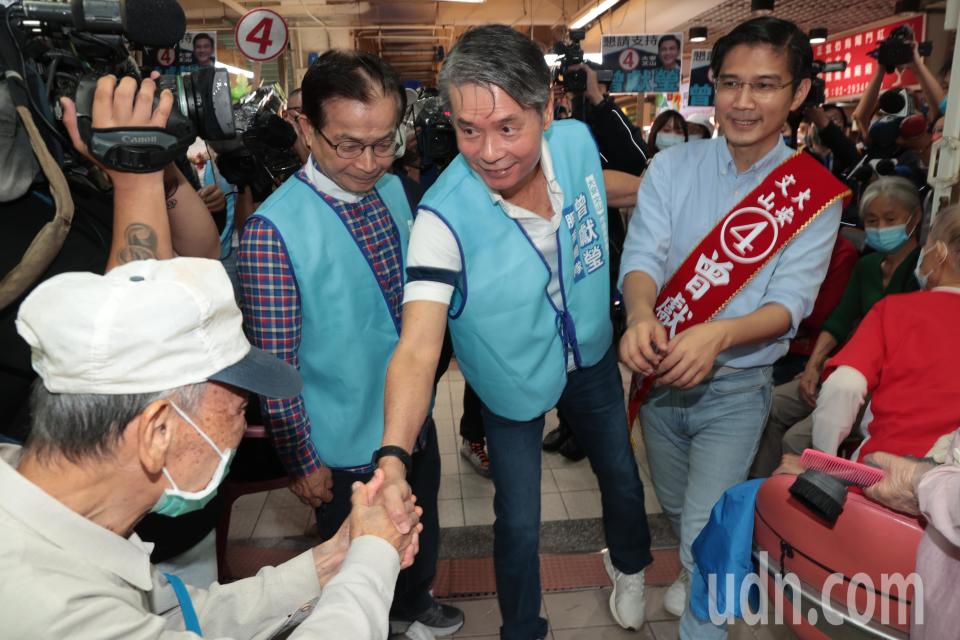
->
<box><xmin>156</xmin><ymin>47</ymin><xmax>176</xmax><ymax>67</ymax></box>
<box><xmin>618</xmin><ymin>48</ymin><xmax>639</xmax><ymax>71</ymax></box>
<box><xmin>235</xmin><ymin>8</ymin><xmax>288</xmax><ymax>62</ymax></box>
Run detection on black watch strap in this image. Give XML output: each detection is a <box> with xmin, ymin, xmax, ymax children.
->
<box><xmin>373</xmin><ymin>445</ymin><xmax>412</xmax><ymax>473</ymax></box>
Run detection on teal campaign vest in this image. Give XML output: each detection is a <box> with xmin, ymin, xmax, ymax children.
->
<box><xmin>203</xmin><ymin>163</ymin><xmax>236</xmax><ymax>260</ymax></box>
<box><xmin>419</xmin><ymin>120</ymin><xmax>612</xmax><ymax>421</ymax></box>
<box><xmin>252</xmin><ymin>171</ymin><xmax>412</xmax><ymax>468</ymax></box>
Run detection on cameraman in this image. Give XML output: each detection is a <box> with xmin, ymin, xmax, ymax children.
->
<box><xmin>567</xmin><ymin>62</ymin><xmax>649</xmax><ymax>178</ymax></box>
<box><xmin>854</xmin><ymin>39</ymin><xmax>945</xmax><ymax>141</ymax></box>
<box><xmin>1</xmin><ymin>72</ymin><xmax>221</xmax><ymax>440</ymax></box>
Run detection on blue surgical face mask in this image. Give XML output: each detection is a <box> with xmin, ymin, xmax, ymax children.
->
<box><xmin>151</xmin><ymin>402</ymin><xmax>236</xmax><ymax>518</ymax></box>
<box><xmin>915</xmin><ymin>242</ymin><xmax>946</xmax><ymax>289</ymax></box>
<box><xmin>656</xmin><ymin>132</ymin><xmax>685</xmax><ymax>149</ymax></box>
<box><xmin>864</xmin><ymin>219</ymin><xmax>914</xmax><ymax>253</ymax></box>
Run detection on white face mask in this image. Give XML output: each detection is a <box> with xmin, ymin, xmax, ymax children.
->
<box><xmin>151</xmin><ymin>402</ymin><xmax>235</xmax><ymax>517</ymax></box>
<box><xmin>656</xmin><ymin>132</ymin><xmax>686</xmax><ymax>149</ymax></box>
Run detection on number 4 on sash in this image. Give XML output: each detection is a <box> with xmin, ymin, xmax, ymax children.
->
<box><xmin>729</xmin><ymin>220</ymin><xmax>768</xmax><ymax>255</ymax></box>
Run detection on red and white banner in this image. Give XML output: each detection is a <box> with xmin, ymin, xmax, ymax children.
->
<box><xmin>814</xmin><ymin>15</ymin><xmax>926</xmax><ymax>101</ymax></box>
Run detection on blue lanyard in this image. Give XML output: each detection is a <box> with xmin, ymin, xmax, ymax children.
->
<box><xmin>163</xmin><ymin>573</ymin><xmax>203</xmax><ymax>636</ymax></box>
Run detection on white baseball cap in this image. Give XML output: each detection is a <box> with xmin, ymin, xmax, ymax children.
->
<box><xmin>686</xmin><ymin>113</ymin><xmax>715</xmax><ymax>138</ymax></box>
<box><xmin>15</xmin><ymin>258</ymin><xmax>301</xmax><ymax>397</ymax></box>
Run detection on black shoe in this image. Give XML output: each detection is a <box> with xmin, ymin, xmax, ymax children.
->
<box><xmin>559</xmin><ymin>433</ymin><xmax>586</xmax><ymax>461</ymax></box>
<box><xmin>391</xmin><ymin>601</ymin><xmax>465</xmax><ymax>637</ymax></box>
<box><xmin>542</xmin><ymin>424</ymin><xmax>571</xmax><ymax>452</ymax></box>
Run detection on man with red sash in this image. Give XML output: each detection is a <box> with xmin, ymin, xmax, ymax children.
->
<box><xmin>619</xmin><ymin>18</ymin><xmax>847</xmax><ymax>639</ymax></box>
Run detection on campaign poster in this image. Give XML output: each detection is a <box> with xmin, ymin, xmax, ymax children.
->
<box><xmin>688</xmin><ymin>49</ymin><xmax>714</xmax><ymax>107</ymax></box>
<box><xmin>145</xmin><ymin>31</ymin><xmax>218</xmax><ymax>73</ymax></box>
<box><xmin>602</xmin><ymin>33</ymin><xmax>682</xmax><ymax>94</ymax></box>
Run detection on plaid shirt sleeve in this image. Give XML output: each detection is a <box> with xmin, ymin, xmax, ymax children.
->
<box><xmin>238</xmin><ymin>218</ymin><xmax>323</xmax><ymax>476</ymax></box>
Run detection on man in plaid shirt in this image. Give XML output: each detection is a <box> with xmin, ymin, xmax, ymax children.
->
<box><xmin>238</xmin><ymin>51</ymin><xmax>463</xmax><ymax>637</ymax></box>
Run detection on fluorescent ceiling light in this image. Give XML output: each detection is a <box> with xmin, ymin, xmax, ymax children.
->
<box><xmin>570</xmin><ymin>0</ymin><xmax>622</xmax><ymax>30</ymax></box>
<box><xmin>809</xmin><ymin>28</ymin><xmax>828</xmax><ymax>45</ymax></box>
<box><xmin>215</xmin><ymin>60</ymin><xmax>254</xmax><ymax>79</ymax></box>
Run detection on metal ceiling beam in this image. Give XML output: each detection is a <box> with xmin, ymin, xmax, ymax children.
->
<box><xmin>357</xmin><ymin>34</ymin><xmax>447</xmax><ymax>41</ymax></box>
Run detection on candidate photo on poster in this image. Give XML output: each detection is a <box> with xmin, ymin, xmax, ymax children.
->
<box><xmin>602</xmin><ymin>33</ymin><xmax>683</xmax><ymax>94</ymax></box>
<box><xmin>191</xmin><ymin>32</ymin><xmax>216</xmax><ymax>68</ymax></box>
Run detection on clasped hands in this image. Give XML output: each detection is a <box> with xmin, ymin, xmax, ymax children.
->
<box><xmin>306</xmin><ymin>454</ymin><xmax>422</xmax><ymax>577</ymax></box>
<box><xmin>619</xmin><ymin>314</ymin><xmax>730</xmax><ymax>389</ymax></box>
<box><xmin>313</xmin><ymin>467</ymin><xmax>423</xmax><ymax>583</ymax></box>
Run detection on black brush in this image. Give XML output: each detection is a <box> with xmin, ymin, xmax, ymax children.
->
<box><xmin>789</xmin><ymin>470</ymin><xmax>849</xmax><ymax>524</ymax></box>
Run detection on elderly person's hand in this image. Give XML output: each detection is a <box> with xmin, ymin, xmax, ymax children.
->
<box><xmin>863</xmin><ymin>452</ymin><xmax>937</xmax><ymax>515</ymax></box>
<box><xmin>350</xmin><ymin>469</ymin><xmax>422</xmax><ymax>569</ymax></box>
<box><xmin>773</xmin><ymin>453</ymin><xmax>806</xmax><ymax>476</ymax></box>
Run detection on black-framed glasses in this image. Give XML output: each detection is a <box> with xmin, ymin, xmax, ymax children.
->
<box><xmin>316</xmin><ymin>128</ymin><xmax>400</xmax><ymax>159</ymax></box>
<box><xmin>714</xmin><ymin>78</ymin><xmax>794</xmax><ymax>98</ymax></box>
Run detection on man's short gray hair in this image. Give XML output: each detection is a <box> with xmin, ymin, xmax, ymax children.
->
<box><xmin>439</xmin><ymin>24</ymin><xmax>552</xmax><ymax>114</ymax></box>
<box><xmin>25</xmin><ymin>381</ymin><xmax>207</xmax><ymax>464</ymax></box>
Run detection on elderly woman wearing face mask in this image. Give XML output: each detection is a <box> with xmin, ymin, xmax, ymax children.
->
<box><xmin>751</xmin><ymin>176</ymin><xmax>922</xmax><ymax>476</ymax></box>
<box><xmin>809</xmin><ymin>203</ymin><xmax>960</xmax><ymax>461</ymax></box>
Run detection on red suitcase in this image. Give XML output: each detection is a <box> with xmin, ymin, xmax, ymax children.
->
<box><xmin>752</xmin><ymin>475</ymin><xmax>924</xmax><ymax>639</ymax></box>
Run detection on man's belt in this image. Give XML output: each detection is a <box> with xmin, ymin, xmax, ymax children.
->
<box><xmin>627</xmin><ymin>151</ymin><xmax>850</xmax><ymax>425</ymax></box>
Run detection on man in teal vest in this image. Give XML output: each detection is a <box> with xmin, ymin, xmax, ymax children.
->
<box><xmin>377</xmin><ymin>25</ymin><xmax>653</xmax><ymax>639</ymax></box>
<box><xmin>237</xmin><ymin>51</ymin><xmax>464</xmax><ymax>637</ymax></box>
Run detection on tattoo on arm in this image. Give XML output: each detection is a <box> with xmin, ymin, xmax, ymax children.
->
<box><xmin>164</xmin><ymin>177</ymin><xmax>179</xmax><ymax>211</ymax></box>
<box><xmin>116</xmin><ymin>223</ymin><xmax>158</xmax><ymax>263</ymax></box>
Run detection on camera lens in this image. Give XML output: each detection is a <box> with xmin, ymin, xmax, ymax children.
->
<box><xmin>182</xmin><ymin>67</ymin><xmax>236</xmax><ymax>141</ymax></box>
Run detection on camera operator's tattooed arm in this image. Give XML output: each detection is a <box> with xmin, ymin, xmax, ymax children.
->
<box><xmin>164</xmin><ymin>163</ymin><xmax>220</xmax><ymax>260</ymax></box>
<box><xmin>60</xmin><ymin>73</ymin><xmax>180</xmax><ymax>271</ymax></box>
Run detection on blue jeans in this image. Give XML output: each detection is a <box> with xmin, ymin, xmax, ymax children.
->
<box><xmin>483</xmin><ymin>346</ymin><xmax>653</xmax><ymax>640</ymax></box>
<box><xmin>640</xmin><ymin>366</ymin><xmax>773</xmax><ymax>640</ymax></box>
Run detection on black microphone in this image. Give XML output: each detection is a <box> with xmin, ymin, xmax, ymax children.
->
<box><xmin>21</xmin><ymin>0</ymin><xmax>186</xmax><ymax>47</ymax></box>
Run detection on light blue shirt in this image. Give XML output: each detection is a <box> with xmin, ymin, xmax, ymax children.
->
<box><xmin>619</xmin><ymin>137</ymin><xmax>841</xmax><ymax>369</ymax></box>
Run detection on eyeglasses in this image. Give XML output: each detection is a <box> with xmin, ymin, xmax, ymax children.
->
<box><xmin>714</xmin><ymin>78</ymin><xmax>794</xmax><ymax>98</ymax></box>
<box><xmin>316</xmin><ymin>128</ymin><xmax>400</xmax><ymax>159</ymax></box>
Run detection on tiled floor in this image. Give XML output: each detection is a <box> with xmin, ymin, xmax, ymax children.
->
<box><xmin>442</xmin><ymin>589</ymin><xmax>795</xmax><ymax>639</ymax></box>
<box><xmin>229</xmin><ymin>364</ymin><xmax>660</xmax><ymax>541</ymax></box>
<box><xmin>226</xmin><ymin>366</ymin><xmax>798</xmax><ymax>637</ymax></box>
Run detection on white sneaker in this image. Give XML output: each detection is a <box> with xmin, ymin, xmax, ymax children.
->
<box><xmin>603</xmin><ymin>549</ymin><xmax>646</xmax><ymax>630</ymax></box>
<box><xmin>664</xmin><ymin>568</ymin><xmax>690</xmax><ymax>617</ymax></box>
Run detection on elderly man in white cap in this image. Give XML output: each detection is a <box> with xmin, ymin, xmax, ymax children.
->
<box><xmin>0</xmin><ymin>257</ymin><xmax>421</xmax><ymax>640</ymax></box>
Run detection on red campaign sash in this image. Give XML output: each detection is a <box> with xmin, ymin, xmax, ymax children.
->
<box><xmin>627</xmin><ymin>151</ymin><xmax>850</xmax><ymax>425</ymax></box>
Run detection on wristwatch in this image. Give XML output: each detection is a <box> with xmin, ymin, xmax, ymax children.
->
<box><xmin>373</xmin><ymin>445</ymin><xmax>412</xmax><ymax>473</ymax></box>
